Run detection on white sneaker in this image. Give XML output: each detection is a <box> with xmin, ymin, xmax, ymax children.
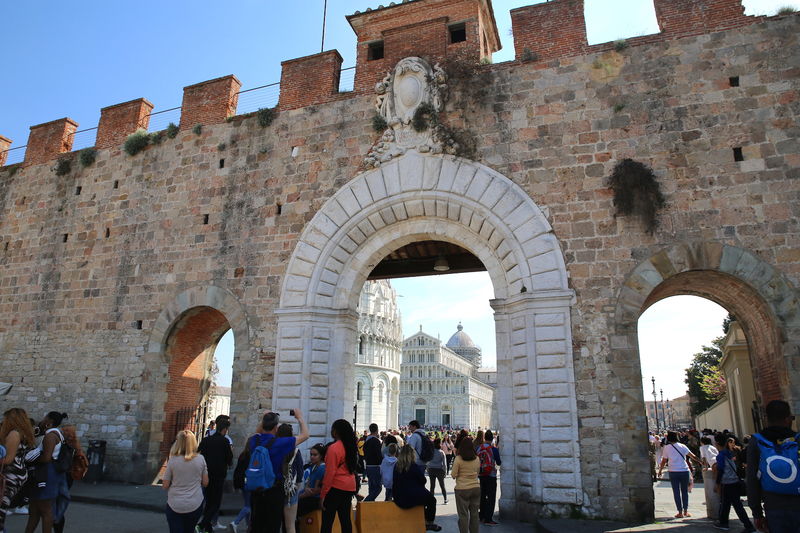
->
<box><xmin>227</xmin><ymin>524</ymin><xmax>238</xmax><ymax>533</ymax></box>
<box><xmin>214</xmin><ymin>524</ymin><xmax>227</xmax><ymax>531</ymax></box>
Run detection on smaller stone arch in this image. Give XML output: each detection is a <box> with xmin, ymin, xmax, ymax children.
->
<box><xmin>133</xmin><ymin>285</ymin><xmax>249</xmax><ymax>483</ymax></box>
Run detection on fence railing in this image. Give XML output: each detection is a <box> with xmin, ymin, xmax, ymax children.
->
<box><xmin>1</xmin><ymin>66</ymin><xmax>356</xmax><ymax>167</ymax></box>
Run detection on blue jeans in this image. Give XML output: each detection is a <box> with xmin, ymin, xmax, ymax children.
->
<box><xmin>668</xmin><ymin>471</ymin><xmax>690</xmax><ymax>513</ymax></box>
<box><xmin>233</xmin><ymin>490</ymin><xmax>251</xmax><ymax>526</ymax></box>
<box><xmin>364</xmin><ymin>466</ymin><xmax>382</xmax><ymax>502</ymax></box>
<box><xmin>166</xmin><ymin>503</ymin><xmax>203</xmax><ymax>533</ymax></box>
<box><xmin>765</xmin><ymin>508</ymin><xmax>800</xmax><ymax>533</ymax></box>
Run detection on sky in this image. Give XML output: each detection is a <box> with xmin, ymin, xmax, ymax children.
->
<box><xmin>1</xmin><ymin>0</ymin><xmax>795</xmax><ymax>160</ymax></box>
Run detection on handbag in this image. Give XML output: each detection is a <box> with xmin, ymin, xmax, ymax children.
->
<box><xmin>725</xmin><ymin>456</ymin><xmax>747</xmax><ymax>496</ymax></box>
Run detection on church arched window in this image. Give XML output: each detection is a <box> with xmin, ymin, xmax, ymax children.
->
<box><xmin>357</xmin><ymin>382</ymin><xmax>363</xmax><ymax>401</ymax></box>
<box><xmin>358</xmin><ymin>336</ymin><xmax>365</xmax><ymax>355</ymax></box>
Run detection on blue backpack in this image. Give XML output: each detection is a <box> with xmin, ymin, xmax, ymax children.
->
<box><xmin>753</xmin><ymin>432</ymin><xmax>800</xmax><ymax>495</ymax></box>
<box><xmin>245</xmin><ymin>435</ymin><xmax>277</xmax><ymax>492</ymax></box>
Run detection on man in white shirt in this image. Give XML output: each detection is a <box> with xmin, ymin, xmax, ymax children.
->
<box><xmin>699</xmin><ymin>435</ymin><xmax>720</xmax><ymax>519</ymax></box>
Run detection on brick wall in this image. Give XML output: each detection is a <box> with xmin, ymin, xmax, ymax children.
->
<box><xmin>0</xmin><ymin>136</ymin><xmax>11</xmax><ymax>166</ymax></box>
<box><xmin>180</xmin><ymin>75</ymin><xmax>241</xmax><ymax>130</ymax></box>
<box><xmin>96</xmin><ymin>98</ymin><xmax>154</xmax><ymax>150</ymax></box>
<box><xmin>24</xmin><ymin>118</ymin><xmax>78</xmax><ymax>166</ymax></box>
<box><xmin>279</xmin><ymin>51</ymin><xmax>344</xmax><ymax>111</ymax></box>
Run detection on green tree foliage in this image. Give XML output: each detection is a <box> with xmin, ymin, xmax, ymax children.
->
<box><xmin>685</xmin><ymin>336</ymin><xmax>724</xmax><ymax>415</ymax></box>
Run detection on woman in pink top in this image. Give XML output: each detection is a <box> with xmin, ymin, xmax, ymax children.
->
<box><xmin>320</xmin><ymin>419</ymin><xmax>358</xmax><ymax>533</ymax></box>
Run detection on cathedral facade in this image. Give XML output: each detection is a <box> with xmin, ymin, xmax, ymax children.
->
<box><xmin>399</xmin><ymin>324</ymin><xmax>496</xmax><ymax>429</ymax></box>
<box><xmin>353</xmin><ymin>280</ymin><xmax>402</xmax><ymax>432</ymax></box>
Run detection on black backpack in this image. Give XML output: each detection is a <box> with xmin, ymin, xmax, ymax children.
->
<box><xmin>54</xmin><ymin>436</ymin><xmax>75</xmax><ymax>474</ymax></box>
<box><xmin>416</xmin><ymin>430</ymin><xmax>434</xmax><ymax>462</ymax></box>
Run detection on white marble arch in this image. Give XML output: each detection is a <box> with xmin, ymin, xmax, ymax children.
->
<box><xmin>274</xmin><ymin>152</ymin><xmax>581</xmax><ymax>520</ymax></box>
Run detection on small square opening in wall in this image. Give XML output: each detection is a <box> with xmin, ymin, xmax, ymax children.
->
<box><xmin>135</xmin><ymin>320</ymin><xmax>143</xmax><ymax>330</ymax></box>
<box><xmin>63</xmin><ymin>234</ymin><xmax>69</xmax><ymax>243</ymax></box>
<box><xmin>75</xmin><ymin>186</ymin><xmax>82</xmax><ymax>196</ymax></box>
<box><xmin>368</xmin><ymin>41</ymin><xmax>384</xmax><ymax>61</ymax></box>
<box><xmin>449</xmin><ymin>22</ymin><xmax>467</xmax><ymax>44</ymax></box>
<box><xmin>291</xmin><ymin>146</ymin><xmax>300</xmax><ymax>158</ymax></box>
<box><xmin>203</xmin><ymin>214</ymin><xmax>210</xmax><ymax>225</ymax></box>
<box><xmin>733</xmin><ymin>147</ymin><xmax>744</xmax><ymax>162</ymax></box>
<box><xmin>219</xmin><ymin>158</ymin><xmax>225</xmax><ymax>169</ymax></box>
<box><xmin>113</xmin><ymin>180</ymin><xmax>119</xmax><ymax>189</ymax></box>
<box><xmin>729</xmin><ymin>76</ymin><xmax>740</xmax><ymax>87</ymax></box>
<box><xmin>105</xmin><ymin>228</ymin><xmax>110</xmax><ymax>239</ymax></box>
<box><xmin>276</xmin><ymin>203</ymin><xmax>282</xmax><ymax>216</ymax></box>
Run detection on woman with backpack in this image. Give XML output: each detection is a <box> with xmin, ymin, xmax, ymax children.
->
<box><xmin>52</xmin><ymin>425</ymin><xmax>86</xmax><ymax>533</ymax></box>
<box><xmin>277</xmin><ymin>424</ymin><xmax>305</xmax><ymax>533</ymax></box>
<box><xmin>392</xmin><ymin>445</ymin><xmax>441</xmax><ymax>531</ymax></box>
<box><xmin>0</xmin><ymin>407</ymin><xmax>35</xmax><ymax>533</ymax></box>
<box><xmin>476</xmin><ymin>430</ymin><xmax>501</xmax><ymax>526</ymax></box>
<box><xmin>23</xmin><ymin>411</ymin><xmax>69</xmax><ymax>533</ymax></box>
<box><xmin>320</xmin><ymin>419</ymin><xmax>358</xmax><ymax>533</ymax></box>
<box><xmin>713</xmin><ymin>434</ymin><xmax>755</xmax><ymax>532</ymax></box>
<box><xmin>427</xmin><ymin>439</ymin><xmax>447</xmax><ymax>504</ymax></box>
<box><xmin>452</xmin><ymin>437</ymin><xmax>480</xmax><ymax>533</ymax></box>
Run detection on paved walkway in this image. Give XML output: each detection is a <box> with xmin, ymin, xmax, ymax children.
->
<box><xmin>55</xmin><ymin>476</ymin><xmax>756</xmax><ymax>532</ymax></box>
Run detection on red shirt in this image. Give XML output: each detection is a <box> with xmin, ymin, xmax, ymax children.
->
<box><xmin>320</xmin><ymin>440</ymin><xmax>356</xmax><ymax>499</ymax></box>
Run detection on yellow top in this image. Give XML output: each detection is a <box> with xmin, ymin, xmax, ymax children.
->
<box><xmin>451</xmin><ymin>455</ymin><xmax>480</xmax><ymax>490</ymax></box>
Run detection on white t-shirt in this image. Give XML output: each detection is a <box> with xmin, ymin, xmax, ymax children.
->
<box><xmin>699</xmin><ymin>444</ymin><xmax>718</xmax><ymax>467</ymax></box>
<box><xmin>662</xmin><ymin>442</ymin><xmax>691</xmax><ymax>472</ymax></box>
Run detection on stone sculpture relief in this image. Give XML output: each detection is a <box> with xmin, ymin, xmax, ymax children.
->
<box><xmin>365</xmin><ymin>56</ymin><xmax>460</xmax><ymax>167</ymax></box>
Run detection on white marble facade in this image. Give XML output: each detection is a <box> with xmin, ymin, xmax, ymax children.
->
<box><xmin>353</xmin><ymin>280</ymin><xmax>402</xmax><ymax>432</ymax></box>
<box><xmin>399</xmin><ymin>325</ymin><xmax>495</xmax><ymax>429</ymax></box>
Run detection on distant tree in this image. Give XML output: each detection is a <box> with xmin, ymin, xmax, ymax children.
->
<box><xmin>700</xmin><ymin>364</ymin><xmax>727</xmax><ymax>400</ymax></box>
<box><xmin>721</xmin><ymin>312</ymin><xmax>736</xmax><ymax>334</ymax></box>
<box><xmin>685</xmin><ymin>336</ymin><xmax>724</xmax><ymax>416</ymax></box>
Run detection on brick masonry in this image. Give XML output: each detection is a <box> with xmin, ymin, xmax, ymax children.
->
<box><xmin>0</xmin><ymin>0</ymin><xmax>798</xmax><ymax>524</ymax></box>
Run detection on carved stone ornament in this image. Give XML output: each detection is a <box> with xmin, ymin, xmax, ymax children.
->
<box><xmin>364</xmin><ymin>57</ymin><xmax>455</xmax><ymax>168</ymax></box>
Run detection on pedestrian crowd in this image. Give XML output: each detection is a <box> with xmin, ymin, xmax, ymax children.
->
<box><xmin>648</xmin><ymin>399</ymin><xmax>800</xmax><ymax>533</ymax></box>
<box><xmin>158</xmin><ymin>410</ymin><xmax>501</xmax><ymax>533</ymax></box>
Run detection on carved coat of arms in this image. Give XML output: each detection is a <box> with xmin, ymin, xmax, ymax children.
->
<box><xmin>364</xmin><ymin>57</ymin><xmax>459</xmax><ymax>167</ymax></box>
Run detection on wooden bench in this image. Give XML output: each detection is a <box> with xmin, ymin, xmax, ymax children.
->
<box><xmin>355</xmin><ymin>501</ymin><xmax>425</xmax><ymax>532</ymax></box>
<box><xmin>298</xmin><ymin>508</ymin><xmax>355</xmax><ymax>533</ymax></box>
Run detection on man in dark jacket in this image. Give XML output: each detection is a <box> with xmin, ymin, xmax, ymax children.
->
<box><xmin>198</xmin><ymin>417</ymin><xmax>233</xmax><ymax>533</ymax></box>
<box><xmin>363</xmin><ymin>423</ymin><xmax>383</xmax><ymax>501</ymax></box>
<box><xmin>746</xmin><ymin>400</ymin><xmax>799</xmax><ymax>533</ymax></box>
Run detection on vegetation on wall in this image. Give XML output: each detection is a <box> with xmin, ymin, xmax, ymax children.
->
<box><xmin>123</xmin><ymin>129</ymin><xmax>153</xmax><ymax>156</ymax></box>
<box><xmin>371</xmin><ymin>113</ymin><xmax>388</xmax><ymax>133</ymax></box>
<box><xmin>166</xmin><ymin>122</ymin><xmax>179</xmax><ymax>139</ymax></box>
<box><xmin>78</xmin><ymin>148</ymin><xmax>97</xmax><ymax>168</ymax></box>
<box><xmin>257</xmin><ymin>107</ymin><xmax>276</xmax><ymax>128</ymax></box>
<box><xmin>608</xmin><ymin>158</ymin><xmax>665</xmax><ymax>234</ymax></box>
<box><xmin>192</xmin><ymin>124</ymin><xmax>202</xmax><ymax>135</ymax></box>
<box><xmin>412</xmin><ymin>102</ymin><xmax>437</xmax><ymax>132</ymax></box>
<box><xmin>54</xmin><ymin>158</ymin><xmax>72</xmax><ymax>176</ymax></box>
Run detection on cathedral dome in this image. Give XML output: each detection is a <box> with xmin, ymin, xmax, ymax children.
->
<box><xmin>446</xmin><ymin>323</ymin><xmax>477</xmax><ymax>349</ymax></box>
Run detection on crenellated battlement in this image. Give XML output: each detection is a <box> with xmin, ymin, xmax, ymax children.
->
<box><xmin>0</xmin><ymin>0</ymin><xmax>778</xmax><ymax>167</ymax></box>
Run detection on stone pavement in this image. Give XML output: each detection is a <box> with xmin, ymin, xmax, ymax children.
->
<box><xmin>8</xmin><ymin>477</ymin><xmax>757</xmax><ymax>532</ymax></box>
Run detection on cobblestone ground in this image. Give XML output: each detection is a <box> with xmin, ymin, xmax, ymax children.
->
<box><xmin>5</xmin><ymin>502</ymin><xmax>166</xmax><ymax>532</ymax></box>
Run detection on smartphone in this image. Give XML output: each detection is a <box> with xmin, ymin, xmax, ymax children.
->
<box><xmin>290</xmin><ymin>409</ymin><xmax>295</xmax><ymax>417</ymax></box>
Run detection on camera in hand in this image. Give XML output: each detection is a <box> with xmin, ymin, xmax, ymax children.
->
<box><xmin>290</xmin><ymin>410</ymin><xmax>295</xmax><ymax>417</ymax></box>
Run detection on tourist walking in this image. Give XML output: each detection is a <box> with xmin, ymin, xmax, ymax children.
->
<box><xmin>52</xmin><ymin>425</ymin><xmax>87</xmax><ymax>533</ymax></box>
<box><xmin>319</xmin><ymin>419</ymin><xmax>358</xmax><ymax>533</ymax></box>
<box><xmin>746</xmin><ymin>400</ymin><xmax>800</xmax><ymax>533</ymax></box>
<box><xmin>277</xmin><ymin>424</ymin><xmax>304</xmax><ymax>533</ymax></box>
<box><xmin>657</xmin><ymin>431</ymin><xmax>702</xmax><ymax>518</ymax></box>
<box><xmin>392</xmin><ymin>445</ymin><xmax>441</xmax><ymax>531</ymax></box>
<box><xmin>380</xmin><ymin>443</ymin><xmax>398</xmax><ymax>501</ymax></box>
<box><xmin>476</xmin><ymin>430</ymin><xmax>501</xmax><ymax>525</ymax></box>
<box><xmin>0</xmin><ymin>408</ymin><xmax>35</xmax><ymax>532</ymax></box>
<box><xmin>24</xmin><ymin>411</ymin><xmax>69</xmax><ymax>533</ymax></box>
<box><xmin>699</xmin><ymin>435</ymin><xmax>720</xmax><ymax>520</ymax></box>
<box><xmin>162</xmin><ymin>429</ymin><xmax>208</xmax><ymax>533</ymax></box>
<box><xmin>197</xmin><ymin>417</ymin><xmax>233</xmax><ymax>533</ymax></box>
<box><xmin>363</xmin><ymin>423</ymin><xmax>383</xmax><ymax>501</ymax></box>
<box><xmin>406</xmin><ymin>421</ymin><xmax>429</xmax><ymax>467</ymax></box>
<box><xmin>442</xmin><ymin>435</ymin><xmax>455</xmax><ymax>473</ymax></box>
<box><xmin>427</xmin><ymin>438</ymin><xmax>447</xmax><ymax>503</ymax></box>
<box><xmin>248</xmin><ymin>410</ymin><xmax>309</xmax><ymax>533</ymax></box>
<box><xmin>713</xmin><ymin>433</ymin><xmax>755</xmax><ymax>532</ymax></box>
<box><xmin>297</xmin><ymin>443</ymin><xmax>326</xmax><ymax>517</ymax></box>
<box><xmin>452</xmin><ymin>437</ymin><xmax>480</xmax><ymax>533</ymax></box>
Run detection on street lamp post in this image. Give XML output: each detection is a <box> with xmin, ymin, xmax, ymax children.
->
<box><xmin>652</xmin><ymin>377</ymin><xmax>660</xmax><ymax>433</ymax></box>
<box><xmin>660</xmin><ymin>389</ymin><xmax>665</xmax><ymax>430</ymax></box>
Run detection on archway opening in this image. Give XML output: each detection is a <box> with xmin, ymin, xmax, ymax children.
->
<box><xmin>159</xmin><ymin>306</ymin><xmax>231</xmax><ymax>465</ymax></box>
<box><xmin>631</xmin><ymin>270</ymin><xmax>785</xmax><ymax>521</ymax></box>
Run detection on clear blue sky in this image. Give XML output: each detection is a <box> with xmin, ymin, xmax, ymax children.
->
<box><xmin>1</xmin><ymin>1</ymin><xmax>791</xmax><ymax>154</ymax></box>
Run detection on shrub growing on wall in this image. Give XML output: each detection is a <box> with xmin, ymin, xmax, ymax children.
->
<box><xmin>608</xmin><ymin>158</ymin><xmax>665</xmax><ymax>234</ymax></box>
<box><xmin>123</xmin><ymin>129</ymin><xmax>151</xmax><ymax>156</ymax></box>
<box><xmin>78</xmin><ymin>148</ymin><xmax>97</xmax><ymax>168</ymax></box>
